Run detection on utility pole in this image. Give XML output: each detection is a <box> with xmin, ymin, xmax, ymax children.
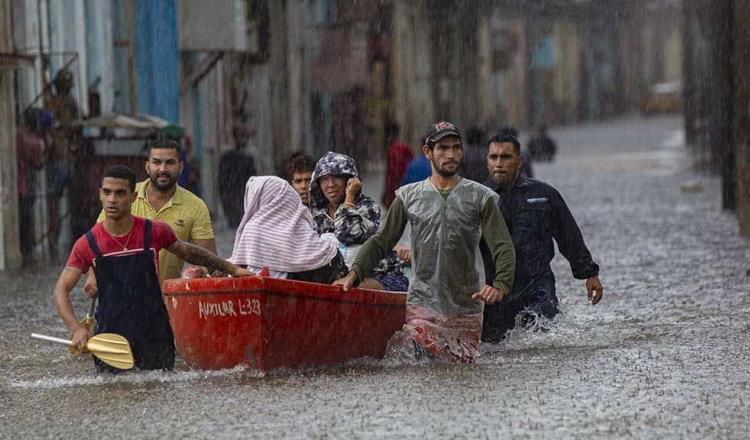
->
<box><xmin>734</xmin><ymin>0</ymin><xmax>750</xmax><ymax>236</ymax></box>
<box><xmin>715</xmin><ymin>0</ymin><xmax>735</xmax><ymax>211</ymax></box>
<box><xmin>0</xmin><ymin>0</ymin><xmax>23</xmax><ymax>270</ymax></box>
<box><xmin>268</xmin><ymin>0</ymin><xmax>291</xmax><ymax>167</ymax></box>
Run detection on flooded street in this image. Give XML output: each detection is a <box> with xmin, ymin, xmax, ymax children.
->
<box><xmin>2</xmin><ymin>115</ymin><xmax>749</xmax><ymax>438</ymax></box>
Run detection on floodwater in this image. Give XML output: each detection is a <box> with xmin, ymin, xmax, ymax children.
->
<box><xmin>2</xmin><ymin>115</ymin><xmax>749</xmax><ymax>438</ymax></box>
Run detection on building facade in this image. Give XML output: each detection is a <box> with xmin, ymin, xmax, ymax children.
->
<box><xmin>1</xmin><ymin>0</ymin><xmax>684</xmax><ymax>269</ymax></box>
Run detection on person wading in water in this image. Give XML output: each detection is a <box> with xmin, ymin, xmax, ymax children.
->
<box><xmin>335</xmin><ymin>121</ymin><xmax>516</xmax><ymax>362</ymax></box>
<box><xmin>52</xmin><ymin>165</ymin><xmax>251</xmax><ymax>372</ymax></box>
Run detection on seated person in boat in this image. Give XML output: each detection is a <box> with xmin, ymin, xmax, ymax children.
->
<box><xmin>229</xmin><ymin>176</ymin><xmax>348</xmax><ymax>283</ymax></box>
<box><xmin>280</xmin><ymin>151</ymin><xmax>316</xmax><ymax>207</ymax></box>
<box><xmin>52</xmin><ymin>165</ymin><xmax>252</xmax><ymax>372</ymax></box>
<box><xmin>310</xmin><ymin>151</ymin><xmax>408</xmax><ymax>291</ymax></box>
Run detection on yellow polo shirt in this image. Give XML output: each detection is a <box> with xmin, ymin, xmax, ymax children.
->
<box><xmin>98</xmin><ymin>179</ymin><xmax>214</xmax><ymax>283</ymax></box>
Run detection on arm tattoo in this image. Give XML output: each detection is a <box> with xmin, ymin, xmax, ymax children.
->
<box><xmin>182</xmin><ymin>242</ymin><xmax>234</xmax><ymax>273</ymax></box>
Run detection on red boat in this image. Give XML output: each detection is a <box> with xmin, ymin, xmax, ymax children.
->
<box><xmin>162</xmin><ymin>275</ymin><xmax>407</xmax><ymax>371</ymax></box>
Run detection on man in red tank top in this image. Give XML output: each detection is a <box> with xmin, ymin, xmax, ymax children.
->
<box><xmin>52</xmin><ymin>165</ymin><xmax>251</xmax><ymax>370</ymax></box>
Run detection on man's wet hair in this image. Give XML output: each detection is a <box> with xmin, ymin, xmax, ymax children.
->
<box><xmin>146</xmin><ymin>136</ymin><xmax>182</xmax><ymax>158</ymax></box>
<box><xmin>103</xmin><ymin>165</ymin><xmax>137</xmax><ymax>191</ymax></box>
<box><xmin>283</xmin><ymin>151</ymin><xmax>316</xmax><ymax>180</ymax></box>
<box><xmin>488</xmin><ymin>133</ymin><xmax>522</xmax><ymax>154</ymax></box>
<box><xmin>498</xmin><ymin>126</ymin><xmax>519</xmax><ymax>138</ymax></box>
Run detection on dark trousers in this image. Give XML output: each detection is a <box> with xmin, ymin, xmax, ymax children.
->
<box><xmin>482</xmin><ymin>275</ymin><xmax>559</xmax><ymax>343</ymax></box>
<box><xmin>18</xmin><ymin>196</ymin><xmax>36</xmax><ymax>261</ymax></box>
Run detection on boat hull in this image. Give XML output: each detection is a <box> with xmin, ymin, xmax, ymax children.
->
<box><xmin>163</xmin><ymin>276</ymin><xmax>406</xmax><ymax>370</ymax></box>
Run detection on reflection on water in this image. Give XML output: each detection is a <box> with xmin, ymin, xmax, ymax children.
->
<box><xmin>2</xmin><ymin>116</ymin><xmax>749</xmax><ymax>438</ymax></box>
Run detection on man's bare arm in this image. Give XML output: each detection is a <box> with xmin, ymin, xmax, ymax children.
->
<box><xmin>52</xmin><ymin>267</ymin><xmax>88</xmax><ymax>349</ymax></box>
<box><xmin>193</xmin><ymin>238</ymin><xmax>217</xmax><ymax>255</ymax></box>
<box><xmin>168</xmin><ymin>240</ymin><xmax>249</xmax><ymax>276</ymax></box>
<box><xmin>84</xmin><ymin>270</ymin><xmax>98</xmax><ymax>298</ymax></box>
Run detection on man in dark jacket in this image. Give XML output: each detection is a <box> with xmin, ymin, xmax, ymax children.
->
<box><xmin>481</xmin><ymin>133</ymin><xmax>603</xmax><ymax>343</ymax></box>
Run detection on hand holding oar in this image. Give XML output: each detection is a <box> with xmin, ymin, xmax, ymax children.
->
<box><xmin>80</xmin><ymin>298</ymin><xmax>96</xmax><ymax>333</ymax></box>
<box><xmin>70</xmin><ymin>298</ymin><xmax>97</xmax><ymax>355</ymax></box>
<box><xmin>31</xmin><ymin>332</ymin><xmax>134</xmax><ymax>370</ymax></box>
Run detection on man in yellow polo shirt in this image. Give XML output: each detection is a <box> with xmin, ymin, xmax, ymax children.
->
<box><xmin>87</xmin><ymin>137</ymin><xmax>215</xmax><ymax>292</ymax></box>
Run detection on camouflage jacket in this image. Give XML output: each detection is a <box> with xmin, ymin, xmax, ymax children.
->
<box><xmin>311</xmin><ymin>193</ymin><xmax>381</xmax><ymax>246</ymax></box>
<box><xmin>372</xmin><ymin>250</ymin><xmax>405</xmax><ymax>276</ymax></box>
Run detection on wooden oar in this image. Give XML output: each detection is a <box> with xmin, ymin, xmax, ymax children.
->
<box><xmin>31</xmin><ymin>332</ymin><xmax>134</xmax><ymax>370</ymax></box>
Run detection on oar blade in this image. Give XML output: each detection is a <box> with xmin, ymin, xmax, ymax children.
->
<box><xmin>92</xmin><ymin>352</ymin><xmax>134</xmax><ymax>370</ymax></box>
<box><xmin>86</xmin><ymin>333</ymin><xmax>134</xmax><ymax>370</ymax></box>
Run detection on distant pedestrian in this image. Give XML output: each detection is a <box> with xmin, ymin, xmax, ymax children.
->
<box><xmin>527</xmin><ymin>124</ymin><xmax>557</xmax><ymax>162</ymax></box>
<box><xmin>482</xmin><ymin>133</ymin><xmax>602</xmax><ymax>343</ymax></box>
<box><xmin>45</xmin><ymin>68</ymin><xmax>80</xmax><ymax>258</ymax></box>
<box><xmin>381</xmin><ymin>122</ymin><xmax>413</xmax><ymax>208</ymax></box>
<box><xmin>16</xmin><ymin>108</ymin><xmax>46</xmax><ymax>264</ymax></box>
<box><xmin>218</xmin><ymin>139</ymin><xmax>257</xmax><ymax>228</ymax></box>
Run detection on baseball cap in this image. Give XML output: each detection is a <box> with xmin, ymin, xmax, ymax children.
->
<box><xmin>425</xmin><ymin>121</ymin><xmax>462</xmax><ymax>144</ymax></box>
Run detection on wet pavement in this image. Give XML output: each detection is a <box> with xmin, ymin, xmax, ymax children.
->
<box><xmin>2</xmin><ymin>114</ymin><xmax>749</xmax><ymax>438</ymax></box>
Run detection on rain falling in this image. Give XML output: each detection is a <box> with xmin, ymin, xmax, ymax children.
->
<box><xmin>0</xmin><ymin>0</ymin><xmax>749</xmax><ymax>438</ymax></box>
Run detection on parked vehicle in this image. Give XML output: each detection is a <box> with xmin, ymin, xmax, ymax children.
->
<box><xmin>641</xmin><ymin>81</ymin><xmax>682</xmax><ymax>114</ymax></box>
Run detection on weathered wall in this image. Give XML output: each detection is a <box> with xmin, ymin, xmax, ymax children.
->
<box><xmin>552</xmin><ymin>21</ymin><xmax>582</xmax><ymax>124</ymax></box>
<box><xmin>477</xmin><ymin>11</ymin><xmax>528</xmax><ymax>131</ymax></box>
<box><xmin>391</xmin><ymin>0</ymin><xmax>434</xmax><ymax>148</ymax></box>
<box><xmin>135</xmin><ymin>0</ymin><xmax>179</xmax><ymax>121</ymax></box>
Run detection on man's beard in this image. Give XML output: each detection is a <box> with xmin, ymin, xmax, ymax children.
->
<box><xmin>150</xmin><ymin>173</ymin><xmax>177</xmax><ymax>191</ymax></box>
<box><xmin>432</xmin><ymin>160</ymin><xmax>458</xmax><ymax>178</ymax></box>
<box><xmin>491</xmin><ymin>171</ymin><xmax>517</xmax><ymax>188</ymax></box>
